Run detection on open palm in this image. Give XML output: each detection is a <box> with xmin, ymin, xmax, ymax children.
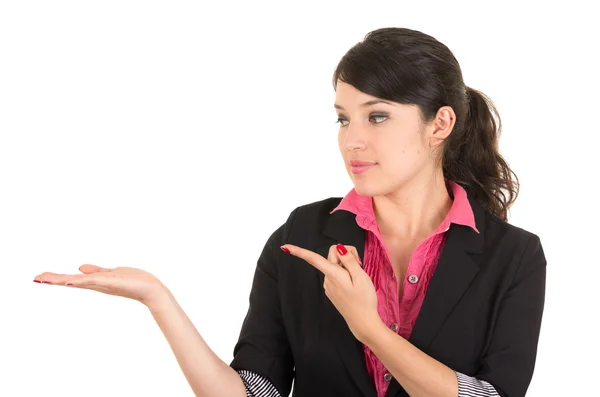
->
<box><xmin>34</xmin><ymin>265</ymin><xmax>166</xmax><ymax>305</ymax></box>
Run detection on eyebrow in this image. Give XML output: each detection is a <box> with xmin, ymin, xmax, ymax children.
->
<box><xmin>334</xmin><ymin>99</ymin><xmax>395</xmax><ymax>110</ymax></box>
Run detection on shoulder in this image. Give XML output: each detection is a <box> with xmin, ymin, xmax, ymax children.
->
<box><xmin>480</xmin><ymin>211</ymin><xmax>546</xmax><ymax>277</ymax></box>
<box><xmin>266</xmin><ymin>197</ymin><xmax>343</xmax><ymax>244</ymax></box>
<box><xmin>483</xmin><ymin>210</ymin><xmax>542</xmax><ymax>248</ymax></box>
<box><xmin>296</xmin><ymin>196</ymin><xmax>343</xmax><ymax>215</ymax></box>
<box><xmin>283</xmin><ymin>196</ymin><xmax>343</xmax><ymax>227</ymax></box>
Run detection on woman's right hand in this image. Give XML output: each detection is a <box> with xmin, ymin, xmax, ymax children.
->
<box><xmin>33</xmin><ymin>264</ymin><xmax>169</xmax><ymax>306</ymax></box>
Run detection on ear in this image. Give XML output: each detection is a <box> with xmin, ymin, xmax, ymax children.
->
<box><xmin>428</xmin><ymin>106</ymin><xmax>456</xmax><ymax>148</ymax></box>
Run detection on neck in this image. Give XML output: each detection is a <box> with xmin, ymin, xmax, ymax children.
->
<box><xmin>373</xmin><ymin>171</ymin><xmax>453</xmax><ymax>241</ymax></box>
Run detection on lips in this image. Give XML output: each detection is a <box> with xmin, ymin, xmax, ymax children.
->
<box><xmin>350</xmin><ymin>162</ymin><xmax>376</xmax><ymax>175</ymax></box>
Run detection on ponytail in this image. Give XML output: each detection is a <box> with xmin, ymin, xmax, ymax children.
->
<box><xmin>442</xmin><ymin>87</ymin><xmax>519</xmax><ymax>222</ymax></box>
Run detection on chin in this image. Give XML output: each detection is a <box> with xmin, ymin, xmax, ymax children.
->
<box><xmin>351</xmin><ymin>173</ymin><xmax>403</xmax><ymax>197</ymax></box>
<box><xmin>351</xmin><ymin>180</ymin><xmax>385</xmax><ymax>197</ymax></box>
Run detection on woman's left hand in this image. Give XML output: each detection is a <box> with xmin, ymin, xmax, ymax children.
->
<box><xmin>281</xmin><ymin>243</ymin><xmax>381</xmax><ymax>343</ymax></box>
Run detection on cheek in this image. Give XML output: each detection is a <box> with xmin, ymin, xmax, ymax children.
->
<box><xmin>381</xmin><ymin>131</ymin><xmax>429</xmax><ymax>169</ymax></box>
<box><xmin>388</xmin><ymin>130</ymin><xmax>420</xmax><ymax>155</ymax></box>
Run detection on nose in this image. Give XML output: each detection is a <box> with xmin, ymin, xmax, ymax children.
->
<box><xmin>342</xmin><ymin>123</ymin><xmax>367</xmax><ymax>152</ymax></box>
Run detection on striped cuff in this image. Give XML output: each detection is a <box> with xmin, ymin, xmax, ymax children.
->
<box><xmin>237</xmin><ymin>369</ymin><xmax>282</xmax><ymax>397</ymax></box>
<box><xmin>239</xmin><ymin>369</ymin><xmax>496</xmax><ymax>397</ymax></box>
<box><xmin>456</xmin><ymin>371</ymin><xmax>500</xmax><ymax>396</ymax></box>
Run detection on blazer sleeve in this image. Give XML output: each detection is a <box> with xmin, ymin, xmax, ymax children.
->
<box><xmin>229</xmin><ymin>209</ymin><xmax>297</xmax><ymax>397</ymax></box>
<box><xmin>477</xmin><ymin>234</ymin><xmax>547</xmax><ymax>397</ymax></box>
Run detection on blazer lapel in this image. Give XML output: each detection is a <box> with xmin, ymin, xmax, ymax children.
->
<box><xmin>319</xmin><ymin>209</ymin><xmax>378</xmax><ymax>397</ymax></box>
<box><xmin>409</xmin><ymin>196</ymin><xmax>485</xmax><ymax>348</ymax></box>
<box><xmin>384</xmin><ymin>196</ymin><xmax>486</xmax><ymax>397</ymax></box>
<box><xmin>319</xmin><ymin>195</ymin><xmax>486</xmax><ymax>397</ymax></box>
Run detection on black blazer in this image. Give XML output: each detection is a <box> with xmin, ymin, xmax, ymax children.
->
<box><xmin>230</xmin><ymin>193</ymin><xmax>546</xmax><ymax>397</ymax></box>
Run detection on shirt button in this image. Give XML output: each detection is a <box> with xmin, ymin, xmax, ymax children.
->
<box><xmin>384</xmin><ymin>372</ymin><xmax>393</xmax><ymax>382</ymax></box>
<box><xmin>390</xmin><ymin>322</ymin><xmax>398</xmax><ymax>332</ymax></box>
<box><xmin>408</xmin><ymin>274</ymin><xmax>419</xmax><ymax>284</ymax></box>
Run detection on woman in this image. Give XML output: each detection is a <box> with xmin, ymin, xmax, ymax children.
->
<box><xmin>34</xmin><ymin>27</ymin><xmax>546</xmax><ymax>397</ymax></box>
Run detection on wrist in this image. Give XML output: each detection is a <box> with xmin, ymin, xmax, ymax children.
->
<box><xmin>143</xmin><ymin>284</ymin><xmax>174</xmax><ymax>312</ymax></box>
<box><xmin>357</xmin><ymin>313</ymin><xmax>387</xmax><ymax>345</ymax></box>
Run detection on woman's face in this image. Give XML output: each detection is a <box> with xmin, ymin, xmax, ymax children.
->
<box><xmin>335</xmin><ymin>80</ymin><xmax>438</xmax><ymax>197</ymax></box>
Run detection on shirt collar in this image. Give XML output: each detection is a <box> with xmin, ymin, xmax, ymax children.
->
<box><xmin>330</xmin><ymin>179</ymin><xmax>479</xmax><ymax>234</ymax></box>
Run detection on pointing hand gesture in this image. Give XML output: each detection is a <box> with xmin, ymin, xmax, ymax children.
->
<box><xmin>281</xmin><ymin>243</ymin><xmax>381</xmax><ymax>343</ymax></box>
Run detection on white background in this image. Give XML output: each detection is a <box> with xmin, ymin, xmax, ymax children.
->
<box><xmin>1</xmin><ymin>1</ymin><xmax>598</xmax><ymax>396</ymax></box>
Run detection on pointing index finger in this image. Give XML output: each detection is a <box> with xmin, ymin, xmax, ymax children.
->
<box><xmin>281</xmin><ymin>244</ymin><xmax>337</xmax><ymax>275</ymax></box>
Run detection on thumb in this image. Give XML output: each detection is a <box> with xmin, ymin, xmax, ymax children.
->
<box><xmin>79</xmin><ymin>264</ymin><xmax>112</xmax><ymax>274</ymax></box>
<box><xmin>347</xmin><ymin>246</ymin><xmax>363</xmax><ymax>267</ymax></box>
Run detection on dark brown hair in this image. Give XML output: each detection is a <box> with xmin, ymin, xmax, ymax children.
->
<box><xmin>333</xmin><ymin>27</ymin><xmax>518</xmax><ymax>221</ymax></box>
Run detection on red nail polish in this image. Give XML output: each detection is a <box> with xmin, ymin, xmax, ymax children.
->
<box><xmin>280</xmin><ymin>246</ymin><xmax>290</xmax><ymax>253</ymax></box>
<box><xmin>66</xmin><ymin>283</ymin><xmax>73</xmax><ymax>286</ymax></box>
<box><xmin>33</xmin><ymin>279</ymin><xmax>41</xmax><ymax>283</ymax></box>
<box><xmin>42</xmin><ymin>281</ymin><xmax>51</xmax><ymax>284</ymax></box>
<box><xmin>336</xmin><ymin>243</ymin><xmax>347</xmax><ymax>256</ymax></box>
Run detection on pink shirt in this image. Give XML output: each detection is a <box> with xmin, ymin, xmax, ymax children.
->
<box><xmin>330</xmin><ymin>180</ymin><xmax>479</xmax><ymax>397</ymax></box>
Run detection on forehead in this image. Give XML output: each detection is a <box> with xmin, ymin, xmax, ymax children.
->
<box><xmin>334</xmin><ymin>80</ymin><xmax>403</xmax><ymax>112</ymax></box>
<box><xmin>334</xmin><ymin>80</ymin><xmax>424</xmax><ymax>123</ymax></box>
<box><xmin>335</xmin><ymin>81</ymin><xmax>378</xmax><ymax>102</ymax></box>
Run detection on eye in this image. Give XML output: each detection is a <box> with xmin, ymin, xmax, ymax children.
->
<box><xmin>336</xmin><ymin>116</ymin><xmax>349</xmax><ymax>127</ymax></box>
<box><xmin>335</xmin><ymin>113</ymin><xmax>388</xmax><ymax>127</ymax></box>
<box><xmin>370</xmin><ymin>114</ymin><xmax>388</xmax><ymax>124</ymax></box>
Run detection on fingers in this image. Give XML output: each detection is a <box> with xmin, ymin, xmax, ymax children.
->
<box><xmin>334</xmin><ymin>244</ymin><xmax>363</xmax><ymax>280</ymax></box>
<box><xmin>62</xmin><ymin>274</ymin><xmax>110</xmax><ymax>288</ymax></box>
<box><xmin>34</xmin><ymin>272</ymin><xmax>89</xmax><ymax>286</ymax></box>
<box><xmin>281</xmin><ymin>244</ymin><xmax>339</xmax><ymax>276</ymax></box>
<box><xmin>348</xmin><ymin>246</ymin><xmax>363</xmax><ymax>267</ymax></box>
<box><xmin>34</xmin><ymin>265</ymin><xmax>112</xmax><ymax>286</ymax></box>
<box><xmin>79</xmin><ymin>264</ymin><xmax>112</xmax><ymax>274</ymax></box>
<box><xmin>281</xmin><ymin>243</ymin><xmax>363</xmax><ymax>277</ymax></box>
<box><xmin>34</xmin><ymin>271</ymin><xmax>75</xmax><ymax>285</ymax></box>
<box><xmin>35</xmin><ymin>273</ymin><xmax>123</xmax><ymax>294</ymax></box>
<box><xmin>328</xmin><ymin>244</ymin><xmax>362</xmax><ymax>266</ymax></box>
<box><xmin>327</xmin><ymin>245</ymin><xmax>342</xmax><ymax>265</ymax></box>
